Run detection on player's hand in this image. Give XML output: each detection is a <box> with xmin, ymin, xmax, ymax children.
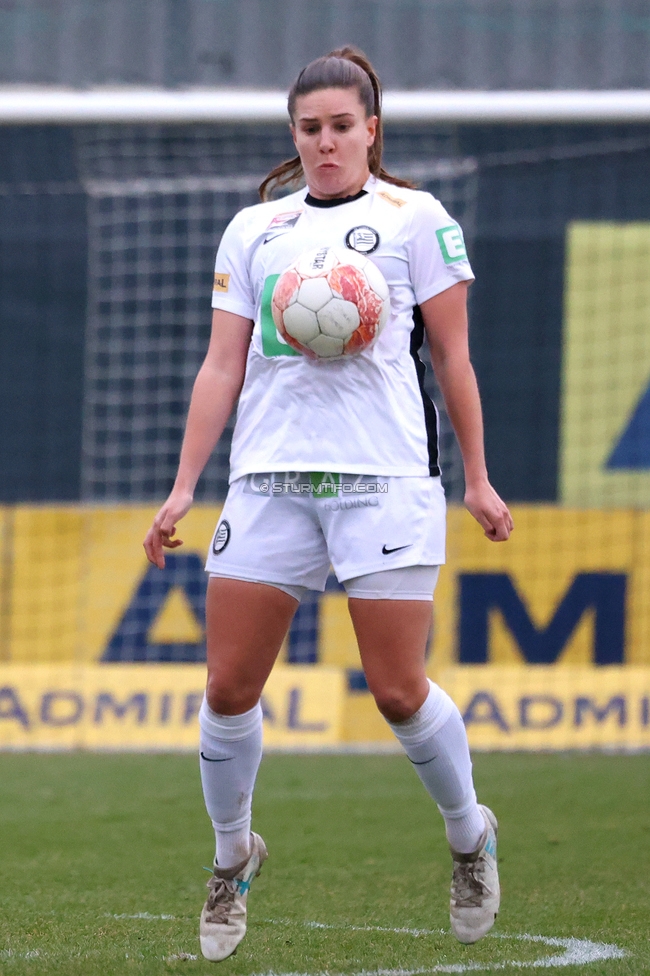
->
<box><xmin>143</xmin><ymin>488</ymin><xmax>194</xmax><ymax>568</ymax></box>
<box><xmin>464</xmin><ymin>479</ymin><xmax>513</xmax><ymax>542</ymax></box>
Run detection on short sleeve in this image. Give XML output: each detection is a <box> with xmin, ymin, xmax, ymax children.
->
<box><xmin>406</xmin><ymin>193</ymin><xmax>474</xmax><ymax>306</ymax></box>
<box><xmin>211</xmin><ymin>210</ymin><xmax>256</xmax><ymax>320</ymax></box>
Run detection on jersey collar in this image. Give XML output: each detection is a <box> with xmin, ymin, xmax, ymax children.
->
<box><xmin>304</xmin><ymin>187</ymin><xmax>368</xmax><ymax>209</ymax></box>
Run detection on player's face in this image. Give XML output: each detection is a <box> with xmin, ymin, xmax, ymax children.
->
<box><xmin>291</xmin><ymin>88</ymin><xmax>377</xmax><ymax>200</ymax></box>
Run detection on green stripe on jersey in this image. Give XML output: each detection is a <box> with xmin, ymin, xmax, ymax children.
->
<box><xmin>260</xmin><ymin>274</ymin><xmax>300</xmax><ymax>357</ymax></box>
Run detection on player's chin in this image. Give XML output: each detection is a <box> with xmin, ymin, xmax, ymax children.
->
<box><xmin>312</xmin><ymin>167</ymin><xmax>345</xmax><ymax>194</ymax></box>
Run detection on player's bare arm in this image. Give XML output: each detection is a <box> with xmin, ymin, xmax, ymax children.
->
<box><xmin>143</xmin><ymin>309</ymin><xmax>253</xmax><ymax>568</ymax></box>
<box><xmin>421</xmin><ymin>282</ymin><xmax>513</xmax><ymax>542</ymax></box>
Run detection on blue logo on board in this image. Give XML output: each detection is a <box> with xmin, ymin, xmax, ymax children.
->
<box><xmin>606</xmin><ymin>381</ymin><xmax>650</xmax><ymax>469</ymax></box>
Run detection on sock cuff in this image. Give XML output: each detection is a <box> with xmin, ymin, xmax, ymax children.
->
<box><xmin>199</xmin><ymin>696</ymin><xmax>263</xmax><ymax>741</ymax></box>
<box><xmin>437</xmin><ymin>789</ymin><xmax>479</xmax><ymax>821</ymax></box>
<box><xmin>389</xmin><ymin>679</ymin><xmax>455</xmax><ymax>744</ymax></box>
<box><xmin>211</xmin><ymin>814</ymin><xmax>252</xmax><ymax>834</ymax></box>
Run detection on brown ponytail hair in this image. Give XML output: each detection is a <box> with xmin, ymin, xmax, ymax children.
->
<box><xmin>259</xmin><ymin>46</ymin><xmax>414</xmax><ymax>201</ymax></box>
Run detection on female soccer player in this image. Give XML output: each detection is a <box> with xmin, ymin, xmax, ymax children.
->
<box><xmin>144</xmin><ymin>46</ymin><xmax>513</xmax><ymax>962</ymax></box>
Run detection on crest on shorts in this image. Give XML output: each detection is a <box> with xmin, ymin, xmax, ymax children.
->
<box><xmin>345</xmin><ymin>225</ymin><xmax>380</xmax><ymax>254</ymax></box>
<box><xmin>263</xmin><ymin>210</ymin><xmax>303</xmax><ymax>243</ymax></box>
<box><xmin>212</xmin><ymin>520</ymin><xmax>231</xmax><ymax>554</ymax></box>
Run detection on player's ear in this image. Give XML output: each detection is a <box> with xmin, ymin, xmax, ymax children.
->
<box><xmin>290</xmin><ymin>124</ymin><xmax>297</xmax><ymax>148</ymax></box>
<box><xmin>366</xmin><ymin>115</ymin><xmax>378</xmax><ymax>147</ymax></box>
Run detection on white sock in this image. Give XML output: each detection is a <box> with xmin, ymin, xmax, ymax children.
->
<box><xmin>388</xmin><ymin>680</ymin><xmax>485</xmax><ymax>854</ymax></box>
<box><xmin>198</xmin><ymin>696</ymin><xmax>263</xmax><ymax>869</ymax></box>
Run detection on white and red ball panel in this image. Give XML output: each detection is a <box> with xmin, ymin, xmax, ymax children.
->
<box><xmin>271</xmin><ymin>246</ymin><xmax>390</xmax><ymax>360</ymax></box>
<box><xmin>271</xmin><ymin>268</ymin><xmax>301</xmax><ymax>313</ymax></box>
<box><xmin>294</xmin><ymin>276</ymin><xmax>332</xmax><ymax>312</ymax></box>
<box><xmin>317</xmin><ymin>298</ymin><xmax>360</xmax><ymax>340</ymax></box>
<box><xmin>283</xmin><ymin>303</ymin><xmax>320</xmax><ymax>343</ymax></box>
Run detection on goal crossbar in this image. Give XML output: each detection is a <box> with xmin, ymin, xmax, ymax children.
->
<box><xmin>2</xmin><ymin>88</ymin><xmax>650</xmax><ymax>125</ymax></box>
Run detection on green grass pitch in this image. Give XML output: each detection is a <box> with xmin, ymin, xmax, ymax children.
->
<box><xmin>0</xmin><ymin>752</ymin><xmax>648</xmax><ymax>975</ymax></box>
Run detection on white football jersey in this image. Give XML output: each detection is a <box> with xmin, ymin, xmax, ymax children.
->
<box><xmin>211</xmin><ymin>175</ymin><xmax>474</xmax><ymax>482</ymax></box>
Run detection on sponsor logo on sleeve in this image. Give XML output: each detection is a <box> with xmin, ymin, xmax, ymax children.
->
<box><xmin>345</xmin><ymin>226</ymin><xmax>380</xmax><ymax>254</ymax></box>
<box><xmin>378</xmin><ymin>190</ymin><xmax>407</xmax><ymax>208</ymax></box>
<box><xmin>213</xmin><ymin>273</ymin><xmax>230</xmax><ymax>293</ymax></box>
<box><xmin>263</xmin><ymin>210</ymin><xmax>303</xmax><ymax>243</ymax></box>
<box><xmin>436</xmin><ymin>225</ymin><xmax>468</xmax><ymax>264</ymax></box>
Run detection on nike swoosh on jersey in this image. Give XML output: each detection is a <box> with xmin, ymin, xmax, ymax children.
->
<box><xmin>200</xmin><ymin>752</ymin><xmax>234</xmax><ymax>762</ymax></box>
<box><xmin>381</xmin><ymin>544</ymin><xmax>413</xmax><ymax>554</ymax></box>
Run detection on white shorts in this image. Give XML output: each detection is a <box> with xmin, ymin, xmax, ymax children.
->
<box><xmin>204</xmin><ymin>472</ymin><xmax>446</xmax><ymax>591</ymax></box>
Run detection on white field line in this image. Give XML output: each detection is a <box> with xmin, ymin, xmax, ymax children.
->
<box><xmin>0</xmin><ymin>949</ymin><xmax>41</xmax><ymax>959</ymax></box>
<box><xmin>2</xmin><ymin>918</ymin><xmax>627</xmax><ymax>970</ymax></box>
<box><xmin>256</xmin><ymin>920</ymin><xmax>626</xmax><ymax>974</ymax></box>
<box><xmin>108</xmin><ymin>912</ymin><xmax>176</xmax><ymax>920</ymax></box>
<box><xmin>304</xmin><ymin>921</ymin><xmax>446</xmax><ymax>937</ymax></box>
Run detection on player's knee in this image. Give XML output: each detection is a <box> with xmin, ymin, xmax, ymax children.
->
<box><xmin>205</xmin><ymin>674</ymin><xmax>260</xmax><ymax>716</ymax></box>
<box><xmin>371</xmin><ymin>684</ymin><xmax>422</xmax><ymax>724</ymax></box>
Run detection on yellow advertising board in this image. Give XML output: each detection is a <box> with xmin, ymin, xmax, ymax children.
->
<box><xmin>1</xmin><ymin>502</ymin><xmax>650</xmax><ymax>750</ymax></box>
<box><xmin>0</xmin><ymin>665</ymin><xmax>345</xmax><ymax>750</ymax></box>
<box><xmin>442</xmin><ymin>666</ymin><xmax>650</xmax><ymax>751</ymax></box>
<box><xmin>6</xmin><ymin>506</ymin><xmax>219</xmax><ymax>664</ymax></box>
<box><xmin>561</xmin><ymin>222</ymin><xmax>650</xmax><ymax>507</ymax></box>
<box><xmin>432</xmin><ymin>506</ymin><xmax>650</xmax><ymax>669</ymax></box>
<box><xmin>0</xmin><ymin>663</ymin><xmax>647</xmax><ymax>751</ymax></box>
<box><xmin>6</xmin><ymin>503</ymin><xmax>650</xmax><ymax>668</ymax></box>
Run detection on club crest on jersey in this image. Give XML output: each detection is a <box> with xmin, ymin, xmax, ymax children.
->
<box><xmin>345</xmin><ymin>225</ymin><xmax>380</xmax><ymax>254</ymax></box>
<box><xmin>263</xmin><ymin>210</ymin><xmax>303</xmax><ymax>243</ymax></box>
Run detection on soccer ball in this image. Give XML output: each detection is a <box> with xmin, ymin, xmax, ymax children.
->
<box><xmin>271</xmin><ymin>246</ymin><xmax>390</xmax><ymax>359</ymax></box>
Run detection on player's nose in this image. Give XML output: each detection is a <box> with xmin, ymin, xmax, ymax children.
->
<box><xmin>318</xmin><ymin>126</ymin><xmax>336</xmax><ymax>151</ymax></box>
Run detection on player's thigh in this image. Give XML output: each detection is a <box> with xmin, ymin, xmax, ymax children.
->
<box><xmin>205</xmin><ymin>576</ymin><xmax>298</xmax><ymax>715</ymax></box>
<box><xmin>348</xmin><ymin>596</ymin><xmax>433</xmax><ymax>722</ymax></box>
